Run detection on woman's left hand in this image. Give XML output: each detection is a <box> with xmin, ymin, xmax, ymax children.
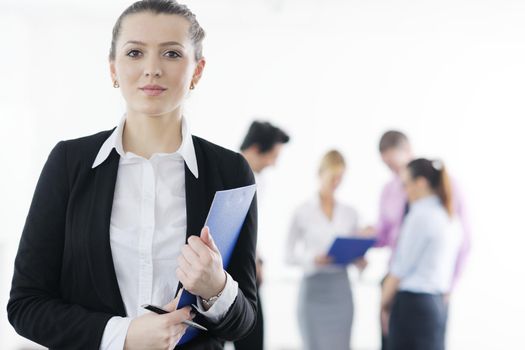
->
<box><xmin>176</xmin><ymin>226</ymin><xmax>227</xmax><ymax>300</ymax></box>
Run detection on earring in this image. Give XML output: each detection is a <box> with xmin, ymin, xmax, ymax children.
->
<box><xmin>190</xmin><ymin>82</ymin><xmax>195</xmax><ymax>90</ymax></box>
<box><xmin>113</xmin><ymin>80</ymin><xmax>120</xmax><ymax>88</ymax></box>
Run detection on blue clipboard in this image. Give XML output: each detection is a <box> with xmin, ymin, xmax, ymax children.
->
<box><xmin>327</xmin><ymin>237</ymin><xmax>376</xmax><ymax>265</ymax></box>
<box><xmin>176</xmin><ymin>184</ymin><xmax>257</xmax><ymax>346</ymax></box>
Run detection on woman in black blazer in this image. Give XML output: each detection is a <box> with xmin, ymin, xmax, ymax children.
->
<box><xmin>7</xmin><ymin>1</ymin><xmax>257</xmax><ymax>349</ymax></box>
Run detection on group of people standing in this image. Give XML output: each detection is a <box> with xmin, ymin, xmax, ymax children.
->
<box><xmin>238</xmin><ymin>124</ymin><xmax>471</xmax><ymax>350</ymax></box>
<box><xmin>6</xmin><ymin>1</ymin><xmax>470</xmax><ymax>349</ymax></box>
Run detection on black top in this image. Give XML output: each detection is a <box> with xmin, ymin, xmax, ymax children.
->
<box><xmin>7</xmin><ymin>129</ymin><xmax>258</xmax><ymax>350</ymax></box>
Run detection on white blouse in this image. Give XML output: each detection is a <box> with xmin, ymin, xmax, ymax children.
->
<box><xmin>286</xmin><ymin>195</ymin><xmax>359</xmax><ymax>275</ymax></box>
<box><xmin>93</xmin><ymin>116</ymin><xmax>238</xmax><ymax>349</ymax></box>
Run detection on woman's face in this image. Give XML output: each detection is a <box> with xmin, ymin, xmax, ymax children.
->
<box><xmin>319</xmin><ymin>166</ymin><xmax>345</xmax><ymax>194</ymax></box>
<box><xmin>401</xmin><ymin>167</ymin><xmax>429</xmax><ymax>203</ymax></box>
<box><xmin>109</xmin><ymin>12</ymin><xmax>205</xmax><ymax>117</ymax></box>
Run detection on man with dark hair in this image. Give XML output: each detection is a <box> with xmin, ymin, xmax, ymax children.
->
<box><xmin>240</xmin><ymin>121</ymin><xmax>290</xmax><ymax>174</ymax></box>
<box><xmin>373</xmin><ymin>130</ymin><xmax>471</xmax><ymax>350</ymax></box>
<box><xmin>234</xmin><ymin>120</ymin><xmax>290</xmax><ymax>350</ymax></box>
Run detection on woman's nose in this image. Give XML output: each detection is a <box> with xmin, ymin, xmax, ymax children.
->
<box><xmin>144</xmin><ymin>68</ymin><xmax>161</xmax><ymax>78</ymax></box>
<box><xmin>144</xmin><ymin>59</ymin><xmax>162</xmax><ymax>78</ymax></box>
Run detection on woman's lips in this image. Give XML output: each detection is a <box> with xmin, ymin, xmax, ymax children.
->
<box><xmin>140</xmin><ymin>85</ymin><xmax>167</xmax><ymax>96</ymax></box>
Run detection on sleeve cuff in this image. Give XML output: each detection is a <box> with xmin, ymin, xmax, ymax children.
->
<box><xmin>195</xmin><ymin>272</ymin><xmax>238</xmax><ymax>323</ymax></box>
<box><xmin>389</xmin><ymin>261</ymin><xmax>405</xmax><ymax>280</ymax></box>
<box><xmin>99</xmin><ymin>316</ymin><xmax>132</xmax><ymax>350</ymax></box>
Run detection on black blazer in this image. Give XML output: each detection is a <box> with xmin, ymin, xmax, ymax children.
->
<box><xmin>7</xmin><ymin>129</ymin><xmax>258</xmax><ymax>350</ymax></box>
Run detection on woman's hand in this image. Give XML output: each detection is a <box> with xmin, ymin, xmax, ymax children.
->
<box><xmin>124</xmin><ymin>294</ymin><xmax>193</xmax><ymax>350</ymax></box>
<box><xmin>353</xmin><ymin>257</ymin><xmax>368</xmax><ymax>272</ymax></box>
<box><xmin>380</xmin><ymin>306</ymin><xmax>390</xmax><ymax>336</ymax></box>
<box><xmin>358</xmin><ymin>225</ymin><xmax>376</xmax><ymax>237</ymax></box>
<box><xmin>314</xmin><ymin>254</ymin><xmax>333</xmax><ymax>266</ymax></box>
<box><xmin>176</xmin><ymin>226</ymin><xmax>227</xmax><ymax>300</ymax></box>
<box><xmin>380</xmin><ymin>274</ymin><xmax>400</xmax><ymax>336</ymax></box>
<box><xmin>380</xmin><ymin>289</ymin><xmax>392</xmax><ymax>336</ymax></box>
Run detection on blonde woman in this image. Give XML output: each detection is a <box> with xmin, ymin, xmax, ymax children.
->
<box><xmin>286</xmin><ymin>150</ymin><xmax>360</xmax><ymax>350</ymax></box>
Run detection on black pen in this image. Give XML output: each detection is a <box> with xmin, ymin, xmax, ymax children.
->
<box><xmin>141</xmin><ymin>304</ymin><xmax>208</xmax><ymax>331</ymax></box>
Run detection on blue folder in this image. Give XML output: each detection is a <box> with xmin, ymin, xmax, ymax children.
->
<box><xmin>327</xmin><ymin>237</ymin><xmax>376</xmax><ymax>265</ymax></box>
<box><xmin>177</xmin><ymin>184</ymin><xmax>257</xmax><ymax>346</ymax></box>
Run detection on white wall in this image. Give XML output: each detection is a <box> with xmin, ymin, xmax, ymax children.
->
<box><xmin>1</xmin><ymin>0</ymin><xmax>524</xmax><ymax>349</ymax></box>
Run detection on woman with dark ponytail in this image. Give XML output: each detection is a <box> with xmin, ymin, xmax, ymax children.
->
<box><xmin>380</xmin><ymin>158</ymin><xmax>462</xmax><ymax>350</ymax></box>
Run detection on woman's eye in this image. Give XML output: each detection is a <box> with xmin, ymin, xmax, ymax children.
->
<box><xmin>164</xmin><ymin>50</ymin><xmax>182</xmax><ymax>58</ymax></box>
<box><xmin>126</xmin><ymin>49</ymin><xmax>142</xmax><ymax>58</ymax></box>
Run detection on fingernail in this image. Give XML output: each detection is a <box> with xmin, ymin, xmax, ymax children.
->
<box><xmin>190</xmin><ymin>311</ymin><xmax>196</xmax><ymax>319</ymax></box>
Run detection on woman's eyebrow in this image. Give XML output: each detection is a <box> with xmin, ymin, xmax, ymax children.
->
<box><xmin>123</xmin><ymin>40</ymin><xmax>185</xmax><ymax>48</ymax></box>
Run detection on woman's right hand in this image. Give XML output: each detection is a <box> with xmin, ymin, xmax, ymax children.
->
<box><xmin>124</xmin><ymin>296</ymin><xmax>194</xmax><ymax>350</ymax></box>
<box><xmin>380</xmin><ymin>307</ymin><xmax>390</xmax><ymax>336</ymax></box>
<box><xmin>314</xmin><ymin>254</ymin><xmax>333</xmax><ymax>266</ymax></box>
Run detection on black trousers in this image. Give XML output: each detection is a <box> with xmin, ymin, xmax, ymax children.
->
<box><xmin>233</xmin><ymin>288</ymin><xmax>264</xmax><ymax>350</ymax></box>
<box><xmin>388</xmin><ymin>291</ymin><xmax>447</xmax><ymax>350</ymax></box>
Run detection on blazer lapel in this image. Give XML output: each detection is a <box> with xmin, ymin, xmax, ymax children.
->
<box><xmin>184</xmin><ymin>162</ymin><xmax>208</xmax><ymax>242</ymax></box>
<box><xmin>86</xmin><ymin>148</ymin><xmax>126</xmax><ymax>316</ymax></box>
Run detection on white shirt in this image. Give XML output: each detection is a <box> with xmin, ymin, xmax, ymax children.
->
<box><xmin>390</xmin><ymin>195</ymin><xmax>462</xmax><ymax>294</ymax></box>
<box><xmin>94</xmin><ymin>116</ymin><xmax>238</xmax><ymax>350</ymax></box>
<box><xmin>286</xmin><ymin>195</ymin><xmax>359</xmax><ymax>275</ymax></box>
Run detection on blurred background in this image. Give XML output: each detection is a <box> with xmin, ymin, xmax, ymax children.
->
<box><xmin>1</xmin><ymin>0</ymin><xmax>525</xmax><ymax>349</ymax></box>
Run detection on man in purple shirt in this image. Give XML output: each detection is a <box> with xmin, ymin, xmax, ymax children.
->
<box><xmin>375</xmin><ymin>130</ymin><xmax>471</xmax><ymax>350</ymax></box>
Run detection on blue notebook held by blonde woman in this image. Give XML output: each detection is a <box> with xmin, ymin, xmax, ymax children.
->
<box><xmin>177</xmin><ymin>184</ymin><xmax>257</xmax><ymax>345</ymax></box>
<box><xmin>327</xmin><ymin>237</ymin><xmax>376</xmax><ymax>265</ymax></box>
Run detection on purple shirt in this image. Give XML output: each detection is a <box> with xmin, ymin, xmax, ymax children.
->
<box><xmin>375</xmin><ymin>175</ymin><xmax>471</xmax><ymax>289</ymax></box>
